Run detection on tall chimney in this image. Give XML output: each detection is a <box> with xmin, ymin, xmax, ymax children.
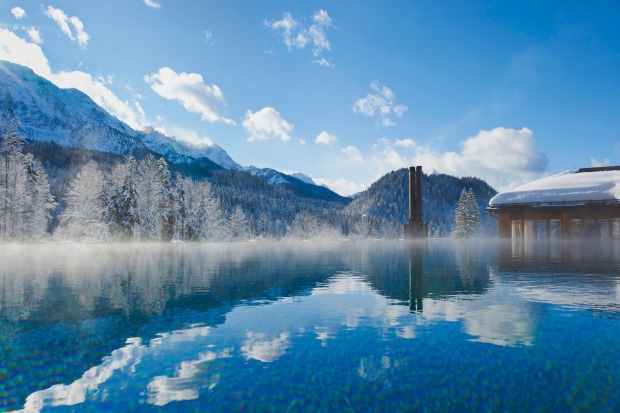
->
<box><xmin>409</xmin><ymin>166</ymin><xmax>416</xmax><ymax>222</ymax></box>
<box><xmin>415</xmin><ymin>165</ymin><xmax>423</xmax><ymax>224</ymax></box>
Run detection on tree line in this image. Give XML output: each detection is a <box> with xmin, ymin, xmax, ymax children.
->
<box><xmin>1</xmin><ymin>117</ymin><xmax>371</xmax><ymax>242</ymax></box>
<box><xmin>1</xmin><ymin>114</ymin><xmax>493</xmax><ymax>243</ymax></box>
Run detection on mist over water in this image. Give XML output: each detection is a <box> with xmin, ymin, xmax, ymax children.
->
<box><xmin>1</xmin><ymin>240</ymin><xmax>619</xmax><ymax>412</ymax></box>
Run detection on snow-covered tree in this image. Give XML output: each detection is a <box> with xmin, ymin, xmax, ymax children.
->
<box><xmin>286</xmin><ymin>210</ymin><xmax>340</xmax><ymax>240</ymax></box>
<box><xmin>0</xmin><ymin>115</ymin><xmax>55</xmax><ymax>240</ymax></box>
<box><xmin>0</xmin><ymin>115</ymin><xmax>25</xmax><ymax>239</ymax></box>
<box><xmin>106</xmin><ymin>155</ymin><xmax>140</xmax><ymax>240</ymax></box>
<box><xmin>136</xmin><ymin>155</ymin><xmax>159</xmax><ymax>240</ymax></box>
<box><xmin>174</xmin><ymin>175</ymin><xmax>226</xmax><ymax>241</ymax></box>
<box><xmin>155</xmin><ymin>157</ymin><xmax>175</xmax><ymax>242</ymax></box>
<box><xmin>136</xmin><ymin>155</ymin><xmax>174</xmax><ymax>241</ymax></box>
<box><xmin>452</xmin><ymin>188</ymin><xmax>482</xmax><ymax>239</ymax></box>
<box><xmin>57</xmin><ymin>160</ymin><xmax>110</xmax><ymax>241</ymax></box>
<box><xmin>20</xmin><ymin>153</ymin><xmax>56</xmax><ymax>240</ymax></box>
<box><xmin>254</xmin><ymin>212</ymin><xmax>271</xmax><ymax>239</ymax></box>
<box><xmin>228</xmin><ymin>205</ymin><xmax>249</xmax><ymax>240</ymax></box>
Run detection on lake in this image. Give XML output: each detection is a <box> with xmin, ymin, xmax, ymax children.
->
<box><xmin>1</xmin><ymin>240</ymin><xmax>619</xmax><ymax>412</ymax></box>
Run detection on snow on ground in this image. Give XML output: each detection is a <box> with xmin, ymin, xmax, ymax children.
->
<box><xmin>489</xmin><ymin>170</ymin><xmax>620</xmax><ymax>206</ymax></box>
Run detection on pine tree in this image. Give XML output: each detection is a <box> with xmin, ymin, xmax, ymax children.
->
<box><xmin>452</xmin><ymin>188</ymin><xmax>482</xmax><ymax>239</ymax></box>
<box><xmin>57</xmin><ymin>160</ymin><xmax>110</xmax><ymax>241</ymax></box>
<box><xmin>229</xmin><ymin>205</ymin><xmax>249</xmax><ymax>240</ymax></box>
<box><xmin>465</xmin><ymin>188</ymin><xmax>482</xmax><ymax>238</ymax></box>
<box><xmin>0</xmin><ymin>115</ymin><xmax>25</xmax><ymax>239</ymax></box>
<box><xmin>21</xmin><ymin>153</ymin><xmax>56</xmax><ymax>240</ymax></box>
<box><xmin>107</xmin><ymin>155</ymin><xmax>140</xmax><ymax>240</ymax></box>
<box><xmin>155</xmin><ymin>157</ymin><xmax>175</xmax><ymax>242</ymax></box>
<box><xmin>0</xmin><ymin>115</ymin><xmax>55</xmax><ymax>240</ymax></box>
<box><xmin>136</xmin><ymin>155</ymin><xmax>159</xmax><ymax>240</ymax></box>
<box><xmin>136</xmin><ymin>155</ymin><xmax>174</xmax><ymax>241</ymax></box>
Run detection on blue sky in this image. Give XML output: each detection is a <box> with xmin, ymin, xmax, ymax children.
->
<box><xmin>1</xmin><ymin>1</ymin><xmax>620</xmax><ymax>195</ymax></box>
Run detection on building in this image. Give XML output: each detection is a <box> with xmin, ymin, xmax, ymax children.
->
<box><xmin>487</xmin><ymin>166</ymin><xmax>620</xmax><ymax>241</ymax></box>
<box><xmin>404</xmin><ymin>166</ymin><xmax>428</xmax><ymax>239</ymax></box>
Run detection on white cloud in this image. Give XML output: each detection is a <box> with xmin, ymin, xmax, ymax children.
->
<box><xmin>313</xmin><ymin>178</ymin><xmax>367</xmax><ymax>197</ymax></box>
<box><xmin>147</xmin><ymin>349</ymin><xmax>231</xmax><ymax>406</ymax></box>
<box><xmin>243</xmin><ymin>107</ymin><xmax>293</xmax><ymax>142</ymax></box>
<box><xmin>395</xmin><ymin>138</ymin><xmax>415</xmax><ymax>148</ymax></box>
<box><xmin>144</xmin><ymin>67</ymin><xmax>234</xmax><ymax>125</ymax></box>
<box><xmin>315</xmin><ymin>131</ymin><xmax>337</xmax><ymax>144</ymax></box>
<box><xmin>342</xmin><ymin>145</ymin><xmax>363</xmax><ymax>163</ymax></box>
<box><xmin>461</xmin><ymin>127</ymin><xmax>547</xmax><ymax>173</ymax></box>
<box><xmin>53</xmin><ymin>70</ymin><xmax>147</xmax><ymax>129</ymax></box>
<box><xmin>144</xmin><ymin>0</ymin><xmax>161</xmax><ymax>9</ymax></box>
<box><xmin>265</xmin><ymin>9</ymin><xmax>333</xmax><ymax>66</ymax></box>
<box><xmin>308</xmin><ymin>9</ymin><xmax>332</xmax><ymax>57</ymax></box>
<box><xmin>265</xmin><ymin>12</ymin><xmax>301</xmax><ymax>50</ymax></box>
<box><xmin>27</xmin><ymin>28</ymin><xmax>42</xmax><ymax>44</ymax></box>
<box><xmin>156</xmin><ymin>125</ymin><xmax>214</xmax><ymax>147</ymax></box>
<box><xmin>44</xmin><ymin>6</ymin><xmax>90</xmax><ymax>47</ymax></box>
<box><xmin>590</xmin><ymin>157</ymin><xmax>610</xmax><ymax>168</ymax></box>
<box><xmin>369</xmin><ymin>127</ymin><xmax>549</xmax><ymax>190</ymax></box>
<box><xmin>241</xmin><ymin>332</ymin><xmax>290</xmax><ymax>363</ymax></box>
<box><xmin>354</xmin><ymin>81</ymin><xmax>407</xmax><ymax>126</ymax></box>
<box><xmin>0</xmin><ymin>28</ymin><xmax>52</xmax><ymax>77</ymax></box>
<box><xmin>204</xmin><ymin>30</ymin><xmax>213</xmax><ymax>45</ymax></box>
<box><xmin>69</xmin><ymin>16</ymin><xmax>90</xmax><ymax>46</ymax></box>
<box><xmin>11</xmin><ymin>7</ymin><xmax>26</xmax><ymax>19</ymax></box>
<box><xmin>0</xmin><ymin>29</ymin><xmax>146</xmax><ymax>130</ymax></box>
<box><xmin>313</xmin><ymin>58</ymin><xmax>333</xmax><ymax>68</ymax></box>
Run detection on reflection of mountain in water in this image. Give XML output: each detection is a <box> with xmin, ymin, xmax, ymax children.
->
<box><xmin>2</xmin><ymin>241</ymin><xmax>620</xmax><ymax>411</ymax></box>
<box><xmin>0</xmin><ymin>243</ymin><xmax>352</xmax><ymax>410</ymax></box>
<box><xmin>357</xmin><ymin>241</ymin><xmax>495</xmax><ymax>306</ymax></box>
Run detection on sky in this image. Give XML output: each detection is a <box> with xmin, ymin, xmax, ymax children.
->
<box><xmin>1</xmin><ymin>0</ymin><xmax>620</xmax><ymax>195</ymax></box>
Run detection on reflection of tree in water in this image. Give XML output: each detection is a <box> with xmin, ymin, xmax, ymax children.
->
<box><xmin>455</xmin><ymin>243</ymin><xmax>477</xmax><ymax>287</ymax></box>
<box><xmin>454</xmin><ymin>242</ymin><xmax>493</xmax><ymax>293</ymax></box>
<box><xmin>0</xmin><ymin>243</ymin><xmax>356</xmax><ymax>411</ymax></box>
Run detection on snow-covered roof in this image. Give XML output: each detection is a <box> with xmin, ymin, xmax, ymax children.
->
<box><xmin>489</xmin><ymin>168</ymin><xmax>620</xmax><ymax>207</ymax></box>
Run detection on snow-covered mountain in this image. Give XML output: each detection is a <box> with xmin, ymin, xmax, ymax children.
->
<box><xmin>0</xmin><ymin>60</ymin><xmax>338</xmax><ymax>194</ymax></box>
<box><xmin>289</xmin><ymin>172</ymin><xmax>316</xmax><ymax>185</ymax></box>
<box><xmin>245</xmin><ymin>166</ymin><xmax>293</xmax><ymax>185</ymax></box>
<box><xmin>244</xmin><ymin>167</ymin><xmax>323</xmax><ymax>187</ymax></box>
<box><xmin>0</xmin><ymin>61</ymin><xmax>142</xmax><ymax>154</ymax></box>
<box><xmin>0</xmin><ymin>60</ymin><xmax>241</xmax><ymax>170</ymax></box>
<box><xmin>141</xmin><ymin>129</ymin><xmax>242</xmax><ymax>170</ymax></box>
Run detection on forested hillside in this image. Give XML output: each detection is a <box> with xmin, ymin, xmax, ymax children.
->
<box><xmin>345</xmin><ymin>169</ymin><xmax>498</xmax><ymax>238</ymax></box>
<box><xmin>1</xmin><ymin>123</ymin><xmax>499</xmax><ymax>242</ymax></box>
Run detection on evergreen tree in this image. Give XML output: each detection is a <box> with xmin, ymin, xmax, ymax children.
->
<box><xmin>21</xmin><ymin>153</ymin><xmax>56</xmax><ymax>240</ymax></box>
<box><xmin>465</xmin><ymin>188</ymin><xmax>482</xmax><ymax>237</ymax></box>
<box><xmin>136</xmin><ymin>155</ymin><xmax>174</xmax><ymax>241</ymax></box>
<box><xmin>155</xmin><ymin>157</ymin><xmax>175</xmax><ymax>242</ymax></box>
<box><xmin>0</xmin><ymin>115</ymin><xmax>55</xmax><ymax>240</ymax></box>
<box><xmin>452</xmin><ymin>188</ymin><xmax>482</xmax><ymax>239</ymax></box>
<box><xmin>136</xmin><ymin>155</ymin><xmax>159</xmax><ymax>240</ymax></box>
<box><xmin>0</xmin><ymin>115</ymin><xmax>25</xmax><ymax>239</ymax></box>
<box><xmin>107</xmin><ymin>155</ymin><xmax>140</xmax><ymax>240</ymax></box>
<box><xmin>229</xmin><ymin>205</ymin><xmax>249</xmax><ymax>240</ymax></box>
<box><xmin>57</xmin><ymin>160</ymin><xmax>110</xmax><ymax>241</ymax></box>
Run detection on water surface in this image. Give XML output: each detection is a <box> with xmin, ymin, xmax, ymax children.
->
<box><xmin>1</xmin><ymin>241</ymin><xmax>619</xmax><ymax>412</ymax></box>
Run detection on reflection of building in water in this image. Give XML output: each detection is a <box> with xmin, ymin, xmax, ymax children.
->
<box><xmin>403</xmin><ymin>243</ymin><xmax>493</xmax><ymax>314</ymax></box>
<box><xmin>404</xmin><ymin>243</ymin><xmax>536</xmax><ymax>347</ymax></box>
<box><xmin>409</xmin><ymin>245</ymin><xmax>424</xmax><ymax>313</ymax></box>
<box><xmin>488</xmin><ymin>167</ymin><xmax>620</xmax><ymax>258</ymax></box>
